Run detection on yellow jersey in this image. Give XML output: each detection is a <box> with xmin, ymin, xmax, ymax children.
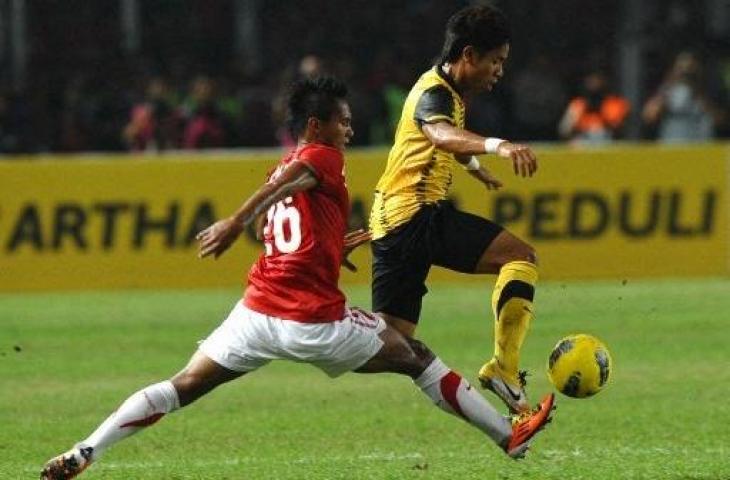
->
<box><xmin>370</xmin><ymin>66</ymin><xmax>466</xmax><ymax>239</ymax></box>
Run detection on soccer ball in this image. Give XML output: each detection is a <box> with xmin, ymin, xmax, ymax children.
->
<box><xmin>547</xmin><ymin>334</ymin><xmax>612</xmax><ymax>398</ymax></box>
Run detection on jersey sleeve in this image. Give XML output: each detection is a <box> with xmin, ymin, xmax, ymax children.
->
<box><xmin>414</xmin><ymin>85</ymin><xmax>455</xmax><ymax>127</ymax></box>
<box><xmin>296</xmin><ymin>145</ymin><xmax>344</xmax><ymax>188</ymax></box>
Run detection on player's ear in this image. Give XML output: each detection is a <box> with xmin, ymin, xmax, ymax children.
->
<box><xmin>462</xmin><ymin>45</ymin><xmax>476</xmax><ymax>65</ymax></box>
<box><xmin>306</xmin><ymin>116</ymin><xmax>320</xmax><ymax>134</ymax></box>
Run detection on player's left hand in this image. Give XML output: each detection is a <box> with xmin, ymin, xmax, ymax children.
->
<box><xmin>196</xmin><ymin>217</ymin><xmax>244</xmax><ymax>259</ymax></box>
<box><xmin>496</xmin><ymin>142</ymin><xmax>538</xmax><ymax>178</ymax></box>
<box><xmin>480</xmin><ymin>168</ymin><xmax>503</xmax><ymax>190</ymax></box>
<box><xmin>342</xmin><ymin>228</ymin><xmax>371</xmax><ymax>272</ymax></box>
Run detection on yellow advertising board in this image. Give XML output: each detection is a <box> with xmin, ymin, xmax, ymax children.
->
<box><xmin>0</xmin><ymin>145</ymin><xmax>728</xmax><ymax>291</ymax></box>
<box><xmin>346</xmin><ymin>145</ymin><xmax>729</xmax><ymax>282</ymax></box>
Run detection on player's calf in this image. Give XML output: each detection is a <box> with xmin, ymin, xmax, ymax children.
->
<box><xmin>414</xmin><ymin>358</ymin><xmax>513</xmax><ymax>446</ymax></box>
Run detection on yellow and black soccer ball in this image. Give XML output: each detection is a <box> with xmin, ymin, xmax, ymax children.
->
<box><xmin>547</xmin><ymin>334</ymin><xmax>612</xmax><ymax>398</ymax></box>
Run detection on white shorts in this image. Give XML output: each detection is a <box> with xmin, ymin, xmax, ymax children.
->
<box><xmin>198</xmin><ymin>301</ymin><xmax>386</xmax><ymax>378</ymax></box>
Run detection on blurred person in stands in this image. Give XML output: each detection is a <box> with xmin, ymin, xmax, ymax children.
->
<box><xmin>238</xmin><ymin>70</ymin><xmax>278</xmax><ymax>146</ymax></box>
<box><xmin>182</xmin><ymin>76</ymin><xmax>227</xmax><ymax>149</ymax></box>
<box><xmin>299</xmin><ymin>54</ymin><xmax>324</xmax><ymax>79</ymax></box>
<box><xmin>382</xmin><ymin>63</ymin><xmax>412</xmax><ymax>141</ymax></box>
<box><xmin>217</xmin><ymin>75</ymin><xmax>247</xmax><ymax>147</ymax></box>
<box><xmin>57</xmin><ymin>75</ymin><xmax>91</xmax><ymax>152</ymax></box>
<box><xmin>558</xmin><ymin>70</ymin><xmax>630</xmax><ymax>145</ymax></box>
<box><xmin>511</xmin><ymin>54</ymin><xmax>567</xmax><ymax>141</ymax></box>
<box><xmin>0</xmin><ymin>91</ymin><xmax>22</xmax><ymax>153</ymax></box>
<box><xmin>123</xmin><ymin>77</ymin><xmax>182</xmax><ymax>152</ymax></box>
<box><xmin>642</xmin><ymin>51</ymin><xmax>725</xmax><ymax>143</ymax></box>
<box><xmin>272</xmin><ymin>55</ymin><xmax>326</xmax><ymax>147</ymax></box>
<box><xmin>361</xmin><ymin>50</ymin><xmax>402</xmax><ymax>144</ymax></box>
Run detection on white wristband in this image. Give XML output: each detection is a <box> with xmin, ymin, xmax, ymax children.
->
<box><xmin>484</xmin><ymin>137</ymin><xmax>505</xmax><ymax>154</ymax></box>
<box><xmin>463</xmin><ymin>155</ymin><xmax>480</xmax><ymax>171</ymax></box>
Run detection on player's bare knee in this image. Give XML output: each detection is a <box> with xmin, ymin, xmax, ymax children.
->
<box><xmin>524</xmin><ymin>247</ymin><xmax>538</xmax><ymax>266</ymax></box>
<box><xmin>506</xmin><ymin>238</ymin><xmax>537</xmax><ymax>264</ymax></box>
<box><xmin>380</xmin><ymin>313</ymin><xmax>416</xmax><ymax>337</ymax></box>
<box><xmin>506</xmin><ymin>243</ymin><xmax>537</xmax><ymax>266</ymax></box>
<box><xmin>486</xmin><ymin>239</ymin><xmax>539</xmax><ymax>272</ymax></box>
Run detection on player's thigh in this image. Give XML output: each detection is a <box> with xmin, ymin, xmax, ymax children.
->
<box><xmin>431</xmin><ymin>204</ymin><xmax>504</xmax><ymax>274</ymax></box>
<box><xmin>287</xmin><ymin>307</ymin><xmax>387</xmax><ymax>378</ymax></box>
<box><xmin>474</xmin><ymin>229</ymin><xmax>537</xmax><ymax>274</ymax></box>
<box><xmin>371</xmin><ymin>209</ymin><xmax>433</xmax><ymax>325</ymax></box>
<box><xmin>197</xmin><ymin>302</ymin><xmax>274</xmax><ymax>377</ymax></box>
<box><xmin>173</xmin><ymin>301</ymin><xmax>282</xmax><ymax>406</ymax></box>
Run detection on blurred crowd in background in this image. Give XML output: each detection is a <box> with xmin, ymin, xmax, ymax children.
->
<box><xmin>1</xmin><ymin>0</ymin><xmax>730</xmax><ymax>154</ymax></box>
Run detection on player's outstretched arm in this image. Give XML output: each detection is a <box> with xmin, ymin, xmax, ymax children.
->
<box><xmin>197</xmin><ymin>161</ymin><xmax>318</xmax><ymax>259</ymax></box>
<box><xmin>455</xmin><ymin>154</ymin><xmax>504</xmax><ymax>191</ymax></box>
<box><xmin>422</xmin><ymin>121</ymin><xmax>538</xmax><ymax>178</ymax></box>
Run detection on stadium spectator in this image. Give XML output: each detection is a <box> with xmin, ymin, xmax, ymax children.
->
<box><xmin>465</xmin><ymin>86</ymin><xmax>510</xmax><ymax>140</ymax></box>
<box><xmin>558</xmin><ymin>71</ymin><xmax>630</xmax><ymax>145</ymax></box>
<box><xmin>123</xmin><ymin>77</ymin><xmax>182</xmax><ymax>152</ymax></box>
<box><xmin>57</xmin><ymin>75</ymin><xmax>92</xmax><ymax>152</ymax></box>
<box><xmin>381</xmin><ymin>64</ymin><xmax>412</xmax><ymax>140</ymax></box>
<box><xmin>510</xmin><ymin>54</ymin><xmax>567</xmax><ymax>141</ymax></box>
<box><xmin>642</xmin><ymin>51</ymin><xmax>726</xmax><ymax>143</ymax></box>
<box><xmin>272</xmin><ymin>55</ymin><xmax>327</xmax><ymax>147</ymax></box>
<box><xmin>40</xmin><ymin>76</ymin><xmax>554</xmax><ymax>479</ymax></box>
<box><xmin>714</xmin><ymin>50</ymin><xmax>730</xmax><ymax>138</ymax></box>
<box><xmin>216</xmin><ymin>75</ymin><xmax>248</xmax><ymax>147</ymax></box>
<box><xmin>182</xmin><ymin>76</ymin><xmax>228</xmax><ymax>149</ymax></box>
<box><xmin>369</xmin><ymin>4</ymin><xmax>540</xmax><ymax>416</ymax></box>
<box><xmin>238</xmin><ymin>71</ymin><xmax>279</xmax><ymax>146</ymax></box>
<box><xmin>0</xmin><ymin>92</ymin><xmax>23</xmax><ymax>153</ymax></box>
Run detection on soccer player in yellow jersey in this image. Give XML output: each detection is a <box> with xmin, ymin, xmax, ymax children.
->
<box><xmin>370</xmin><ymin>4</ymin><xmax>539</xmax><ymax>413</ymax></box>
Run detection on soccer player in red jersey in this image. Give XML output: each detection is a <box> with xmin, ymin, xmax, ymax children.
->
<box><xmin>41</xmin><ymin>77</ymin><xmax>554</xmax><ymax>480</ymax></box>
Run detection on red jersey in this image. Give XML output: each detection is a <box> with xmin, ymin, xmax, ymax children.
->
<box><xmin>244</xmin><ymin>143</ymin><xmax>348</xmax><ymax>322</ymax></box>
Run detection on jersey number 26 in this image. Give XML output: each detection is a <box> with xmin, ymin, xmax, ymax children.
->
<box><xmin>263</xmin><ymin>197</ymin><xmax>301</xmax><ymax>255</ymax></box>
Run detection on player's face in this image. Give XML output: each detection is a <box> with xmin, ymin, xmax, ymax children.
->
<box><xmin>316</xmin><ymin>100</ymin><xmax>354</xmax><ymax>151</ymax></box>
<box><xmin>467</xmin><ymin>43</ymin><xmax>510</xmax><ymax>93</ymax></box>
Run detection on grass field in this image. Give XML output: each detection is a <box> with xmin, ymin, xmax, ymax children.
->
<box><xmin>2</xmin><ymin>278</ymin><xmax>729</xmax><ymax>479</ymax></box>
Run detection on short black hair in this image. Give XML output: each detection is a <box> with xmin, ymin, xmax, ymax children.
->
<box><xmin>439</xmin><ymin>4</ymin><xmax>511</xmax><ymax>64</ymax></box>
<box><xmin>287</xmin><ymin>76</ymin><xmax>348</xmax><ymax>137</ymax></box>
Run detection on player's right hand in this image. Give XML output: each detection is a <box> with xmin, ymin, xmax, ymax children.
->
<box><xmin>496</xmin><ymin>142</ymin><xmax>538</xmax><ymax>178</ymax></box>
<box><xmin>196</xmin><ymin>217</ymin><xmax>243</xmax><ymax>259</ymax></box>
<box><xmin>342</xmin><ymin>228</ymin><xmax>371</xmax><ymax>272</ymax></box>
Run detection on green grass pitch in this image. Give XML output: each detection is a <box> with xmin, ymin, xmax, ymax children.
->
<box><xmin>2</xmin><ymin>278</ymin><xmax>729</xmax><ymax>479</ymax></box>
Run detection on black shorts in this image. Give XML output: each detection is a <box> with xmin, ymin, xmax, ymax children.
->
<box><xmin>371</xmin><ymin>201</ymin><xmax>503</xmax><ymax>324</ymax></box>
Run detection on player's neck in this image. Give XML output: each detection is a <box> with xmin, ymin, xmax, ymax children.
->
<box><xmin>298</xmin><ymin>134</ymin><xmax>321</xmax><ymax>147</ymax></box>
<box><xmin>439</xmin><ymin>63</ymin><xmax>467</xmax><ymax>95</ymax></box>
<box><xmin>297</xmin><ymin>138</ymin><xmax>334</xmax><ymax>150</ymax></box>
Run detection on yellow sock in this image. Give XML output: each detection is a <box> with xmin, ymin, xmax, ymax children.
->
<box><xmin>491</xmin><ymin>261</ymin><xmax>538</xmax><ymax>383</ymax></box>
